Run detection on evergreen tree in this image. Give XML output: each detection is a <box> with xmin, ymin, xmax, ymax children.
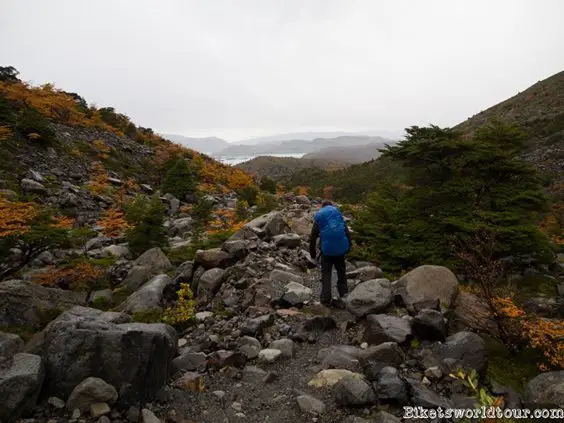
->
<box><xmin>352</xmin><ymin>120</ymin><xmax>554</xmax><ymax>271</ymax></box>
<box><xmin>259</xmin><ymin>176</ymin><xmax>277</xmax><ymax>194</ymax></box>
<box><xmin>126</xmin><ymin>194</ymin><xmax>168</xmax><ymax>256</ymax></box>
<box><xmin>161</xmin><ymin>157</ymin><xmax>197</xmax><ymax>200</ymax></box>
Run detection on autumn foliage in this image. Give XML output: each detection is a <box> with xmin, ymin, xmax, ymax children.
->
<box><xmin>88</xmin><ymin>161</ymin><xmax>110</xmax><ymax>195</ymax></box>
<box><xmin>32</xmin><ymin>261</ymin><xmax>103</xmax><ymax>292</ymax></box>
<box><xmin>96</xmin><ymin>207</ymin><xmax>131</xmax><ymax>238</ymax></box>
<box><xmin>0</xmin><ymin>195</ymin><xmax>37</xmax><ymax>237</ymax></box>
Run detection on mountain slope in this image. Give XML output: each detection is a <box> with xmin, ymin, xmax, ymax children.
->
<box><xmin>302</xmin><ymin>143</ymin><xmax>385</xmax><ymax>164</ymax></box>
<box><xmin>160</xmin><ymin>133</ymin><xmax>229</xmax><ymax>154</ymax></box>
<box><xmin>455</xmin><ymin>69</ymin><xmax>564</xmax><ymax>181</ymax></box>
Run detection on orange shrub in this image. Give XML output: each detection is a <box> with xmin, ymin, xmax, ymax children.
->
<box><xmin>33</xmin><ymin>262</ymin><xmax>103</xmax><ymax>291</ymax></box>
<box><xmin>0</xmin><ymin>125</ymin><xmax>12</xmax><ymax>142</ymax></box>
<box><xmin>97</xmin><ymin>207</ymin><xmax>131</xmax><ymax>238</ymax></box>
<box><xmin>88</xmin><ymin>162</ymin><xmax>110</xmax><ymax>195</ymax></box>
<box><xmin>0</xmin><ymin>196</ymin><xmax>38</xmax><ymax>237</ymax></box>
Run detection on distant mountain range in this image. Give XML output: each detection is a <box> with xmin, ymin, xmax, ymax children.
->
<box><xmin>302</xmin><ymin>142</ymin><xmax>388</xmax><ymax>164</ymax></box>
<box><xmin>218</xmin><ymin>135</ymin><xmax>393</xmax><ymax>156</ymax></box>
<box><xmin>160</xmin><ymin>134</ymin><xmax>229</xmax><ymax>154</ymax></box>
<box><xmin>160</xmin><ymin>131</ymin><xmax>402</xmax><ymax>156</ymax></box>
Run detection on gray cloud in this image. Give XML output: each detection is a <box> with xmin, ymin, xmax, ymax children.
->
<box><xmin>1</xmin><ymin>0</ymin><xmax>563</xmax><ymax>141</ymax></box>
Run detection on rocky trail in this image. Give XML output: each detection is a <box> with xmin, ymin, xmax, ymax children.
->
<box><xmin>1</xmin><ymin>196</ymin><xmax>563</xmax><ymax>423</ymax></box>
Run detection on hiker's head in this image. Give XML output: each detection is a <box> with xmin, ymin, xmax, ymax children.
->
<box><xmin>321</xmin><ymin>200</ymin><xmax>333</xmax><ymax>208</ymax></box>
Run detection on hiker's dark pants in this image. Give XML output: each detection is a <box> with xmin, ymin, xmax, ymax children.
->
<box><xmin>320</xmin><ymin>254</ymin><xmax>348</xmax><ymax>303</ymax></box>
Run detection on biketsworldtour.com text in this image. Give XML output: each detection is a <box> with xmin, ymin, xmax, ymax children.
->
<box><xmin>404</xmin><ymin>406</ymin><xmax>564</xmax><ymax>420</ymax></box>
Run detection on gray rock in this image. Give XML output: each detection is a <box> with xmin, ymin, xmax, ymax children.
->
<box><xmin>242</xmin><ymin>314</ymin><xmax>275</xmax><ymax>336</ymax></box>
<box><xmin>333</xmin><ymin>375</ymin><xmax>376</xmax><ymax>406</ymax></box>
<box><xmin>360</xmin><ymin>342</ymin><xmax>406</xmax><ymax>379</ymax></box>
<box><xmin>122</xmin><ymin>248</ymin><xmax>171</xmax><ymax>291</ymax></box>
<box><xmin>393</xmin><ymin>265</ymin><xmax>459</xmax><ymax>312</ymax></box>
<box><xmin>66</xmin><ymin>377</ymin><xmax>118</xmax><ymax>412</ymax></box>
<box><xmin>141</xmin><ymin>408</ymin><xmax>161</xmax><ymax>423</ymax></box>
<box><xmin>21</xmin><ymin>178</ymin><xmax>47</xmax><ymax>195</ymax></box>
<box><xmin>296</xmin><ymin>394</ymin><xmax>326</xmax><ymax>415</ymax></box>
<box><xmin>373</xmin><ymin>366</ymin><xmax>408</xmax><ymax>405</ymax></box>
<box><xmin>0</xmin><ymin>353</ymin><xmax>45</xmax><ymax>422</ymax></box>
<box><xmin>524</xmin><ymin>370</ymin><xmax>564</xmax><ymax>408</ymax></box>
<box><xmin>295</xmin><ymin>195</ymin><xmax>311</xmax><ymax>205</ymax></box>
<box><xmin>229</xmin><ymin>211</ymin><xmax>290</xmax><ymax>241</ymax></box>
<box><xmin>258</xmin><ymin>348</ymin><xmax>283</xmax><ymax>363</ymax></box>
<box><xmin>347</xmin><ymin>266</ymin><xmax>384</xmax><ymax>282</ymax></box>
<box><xmin>197</xmin><ymin>268</ymin><xmax>226</xmax><ymax>300</ymax></box>
<box><xmin>30</xmin><ymin>306</ymin><xmax>177</xmax><ymax>402</ymax></box>
<box><xmin>89</xmin><ymin>244</ymin><xmax>131</xmax><ymax>259</ymax></box>
<box><xmin>221</xmin><ymin>240</ymin><xmax>249</xmax><ymax>259</ymax></box>
<box><xmin>88</xmin><ymin>289</ymin><xmax>113</xmax><ymax>306</ymax></box>
<box><xmin>405</xmin><ymin>378</ymin><xmax>452</xmax><ymax>408</ymax></box>
<box><xmin>270</xmin><ymin>269</ymin><xmax>304</xmax><ymax>284</ymax></box>
<box><xmin>364</xmin><ymin>314</ymin><xmax>412</xmax><ymax>345</ymax></box>
<box><xmin>289</xmin><ymin>216</ymin><xmax>312</xmax><ymax>236</ymax></box>
<box><xmin>47</xmin><ymin>396</ymin><xmax>66</xmax><ymax>409</ymax></box>
<box><xmin>237</xmin><ymin>336</ymin><xmax>262</xmax><ymax>359</ymax></box>
<box><xmin>195</xmin><ymin>248</ymin><xmax>233</xmax><ymax>269</ymax></box>
<box><xmin>172</xmin><ymin>351</ymin><xmax>207</xmax><ymax>373</ymax></box>
<box><xmin>195</xmin><ymin>311</ymin><xmax>213</xmax><ymax>322</ymax></box>
<box><xmin>273</xmin><ymin>233</ymin><xmax>302</xmax><ymax>249</ymax></box>
<box><xmin>269</xmin><ymin>338</ymin><xmax>295</xmax><ymax>358</ymax></box>
<box><xmin>430</xmin><ymin>331</ymin><xmax>488</xmax><ymax>376</ymax></box>
<box><xmin>85</xmin><ymin>236</ymin><xmax>112</xmax><ymax>252</ymax></box>
<box><xmin>0</xmin><ymin>332</ymin><xmax>24</xmax><ymax>365</ymax></box>
<box><xmin>0</xmin><ymin>279</ymin><xmax>86</xmax><ymax>327</ymax></box>
<box><xmin>171</xmin><ymin>261</ymin><xmax>194</xmax><ymax>285</ymax></box>
<box><xmin>28</xmin><ymin>170</ymin><xmax>45</xmax><ymax>183</ymax></box>
<box><xmin>117</xmin><ymin>274</ymin><xmax>173</xmax><ymax>314</ymax></box>
<box><xmin>346</xmin><ymin>279</ymin><xmax>393</xmax><ymax>317</ymax></box>
<box><xmin>170</xmin><ymin>217</ymin><xmax>194</xmax><ymax>237</ymax></box>
<box><xmin>282</xmin><ymin>281</ymin><xmax>312</xmax><ymax>306</ymax></box>
<box><xmin>412</xmin><ymin>309</ymin><xmax>446</xmax><ymax>341</ymax></box>
<box><xmin>317</xmin><ymin>345</ymin><xmax>362</xmax><ymax>372</ymax></box>
<box><xmin>122</xmin><ymin>266</ymin><xmax>155</xmax><ymax>292</ymax></box>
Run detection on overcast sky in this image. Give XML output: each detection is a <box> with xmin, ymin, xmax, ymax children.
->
<box><xmin>1</xmin><ymin>0</ymin><xmax>563</xmax><ymax>142</ymax></box>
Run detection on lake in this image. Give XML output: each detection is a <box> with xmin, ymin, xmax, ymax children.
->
<box><xmin>210</xmin><ymin>153</ymin><xmax>306</xmax><ymax>166</ymax></box>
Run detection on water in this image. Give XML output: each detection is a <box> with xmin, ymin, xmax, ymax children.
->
<box><xmin>211</xmin><ymin>153</ymin><xmax>306</xmax><ymax>166</ymax></box>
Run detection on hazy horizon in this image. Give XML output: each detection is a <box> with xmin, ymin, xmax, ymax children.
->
<box><xmin>1</xmin><ymin>0</ymin><xmax>563</xmax><ymax>142</ymax></box>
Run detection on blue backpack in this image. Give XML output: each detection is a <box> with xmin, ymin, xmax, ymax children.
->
<box><xmin>314</xmin><ymin>205</ymin><xmax>350</xmax><ymax>256</ymax></box>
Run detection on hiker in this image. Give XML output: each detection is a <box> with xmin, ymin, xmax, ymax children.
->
<box><xmin>309</xmin><ymin>200</ymin><xmax>352</xmax><ymax>307</ymax></box>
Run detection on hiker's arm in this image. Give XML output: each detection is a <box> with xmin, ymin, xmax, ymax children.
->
<box><xmin>344</xmin><ymin>222</ymin><xmax>352</xmax><ymax>245</ymax></box>
<box><xmin>309</xmin><ymin>221</ymin><xmax>319</xmax><ymax>258</ymax></box>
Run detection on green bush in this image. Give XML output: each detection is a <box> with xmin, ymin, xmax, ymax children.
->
<box><xmin>259</xmin><ymin>176</ymin><xmax>277</xmax><ymax>194</ymax></box>
<box><xmin>238</xmin><ymin>185</ymin><xmax>259</xmax><ymax>206</ymax></box>
<box><xmin>161</xmin><ymin>157</ymin><xmax>197</xmax><ymax>200</ymax></box>
<box><xmin>255</xmin><ymin>193</ymin><xmax>278</xmax><ymax>214</ymax></box>
<box><xmin>352</xmin><ymin>120</ymin><xmax>554</xmax><ymax>272</ymax></box>
<box><xmin>126</xmin><ymin>194</ymin><xmax>168</xmax><ymax>256</ymax></box>
<box><xmin>16</xmin><ymin>107</ymin><xmax>57</xmax><ymax>144</ymax></box>
<box><xmin>190</xmin><ymin>195</ymin><xmax>214</xmax><ymax>228</ymax></box>
<box><xmin>235</xmin><ymin>200</ymin><xmax>249</xmax><ymax>222</ymax></box>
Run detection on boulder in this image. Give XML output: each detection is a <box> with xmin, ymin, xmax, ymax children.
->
<box><xmin>282</xmin><ymin>281</ymin><xmax>312</xmax><ymax>306</ymax></box>
<box><xmin>117</xmin><ymin>274</ymin><xmax>173</xmax><ymax>314</ymax></box>
<box><xmin>171</xmin><ymin>261</ymin><xmax>194</xmax><ymax>286</ymax></box>
<box><xmin>273</xmin><ymin>233</ymin><xmax>302</xmax><ymax>249</ymax></box>
<box><xmin>430</xmin><ymin>331</ymin><xmax>488</xmax><ymax>376</ymax></box>
<box><xmin>195</xmin><ymin>248</ymin><xmax>233</xmax><ymax>269</ymax></box>
<box><xmin>269</xmin><ymin>338</ymin><xmax>295</xmax><ymax>358</ymax></box>
<box><xmin>412</xmin><ymin>309</ymin><xmax>446</xmax><ymax>341</ymax></box>
<box><xmin>333</xmin><ymin>375</ymin><xmax>376</xmax><ymax>406</ymax></box>
<box><xmin>172</xmin><ymin>351</ymin><xmax>207</xmax><ymax>373</ymax></box>
<box><xmin>123</xmin><ymin>248</ymin><xmax>171</xmax><ymax>291</ymax></box>
<box><xmin>21</xmin><ymin>178</ymin><xmax>47</xmax><ymax>195</ymax></box>
<box><xmin>229</xmin><ymin>211</ymin><xmax>290</xmax><ymax>241</ymax></box>
<box><xmin>197</xmin><ymin>268</ymin><xmax>226</xmax><ymax>300</ymax></box>
<box><xmin>452</xmin><ymin>291</ymin><xmax>498</xmax><ymax>335</ymax></box>
<box><xmin>169</xmin><ymin>217</ymin><xmax>194</xmax><ymax>237</ymax></box>
<box><xmin>85</xmin><ymin>236</ymin><xmax>112</xmax><ymax>252</ymax></box>
<box><xmin>207</xmin><ymin>350</ymin><xmax>247</xmax><ymax>369</ymax></box>
<box><xmin>360</xmin><ymin>342</ymin><xmax>405</xmax><ymax>379</ymax></box>
<box><xmin>122</xmin><ymin>266</ymin><xmax>156</xmax><ymax>292</ymax></box>
<box><xmin>347</xmin><ymin>266</ymin><xmax>384</xmax><ymax>282</ymax></box>
<box><xmin>221</xmin><ymin>240</ymin><xmax>249</xmax><ymax>259</ymax></box>
<box><xmin>258</xmin><ymin>348</ymin><xmax>283</xmax><ymax>363</ymax></box>
<box><xmin>308</xmin><ymin>369</ymin><xmax>365</xmax><ymax>388</ymax></box>
<box><xmin>405</xmin><ymin>378</ymin><xmax>452</xmax><ymax>408</ymax></box>
<box><xmin>97</xmin><ymin>245</ymin><xmax>131</xmax><ymax>259</ymax></box>
<box><xmin>31</xmin><ymin>306</ymin><xmax>177</xmax><ymax>401</ymax></box>
<box><xmin>295</xmin><ymin>195</ymin><xmax>311</xmax><ymax>205</ymax></box>
<box><xmin>296</xmin><ymin>394</ymin><xmax>326</xmax><ymax>415</ymax></box>
<box><xmin>373</xmin><ymin>366</ymin><xmax>408</xmax><ymax>405</ymax></box>
<box><xmin>363</xmin><ymin>314</ymin><xmax>412</xmax><ymax>345</ymax></box>
<box><xmin>393</xmin><ymin>265</ymin><xmax>459</xmax><ymax>313</ymax></box>
<box><xmin>0</xmin><ymin>353</ymin><xmax>45</xmax><ymax>422</ymax></box>
<box><xmin>0</xmin><ymin>332</ymin><xmax>24</xmax><ymax>365</ymax></box>
<box><xmin>289</xmin><ymin>216</ymin><xmax>312</xmax><ymax>236</ymax></box>
<box><xmin>88</xmin><ymin>289</ymin><xmax>113</xmax><ymax>306</ymax></box>
<box><xmin>242</xmin><ymin>314</ymin><xmax>275</xmax><ymax>336</ymax></box>
<box><xmin>524</xmin><ymin>370</ymin><xmax>564</xmax><ymax>408</ymax></box>
<box><xmin>0</xmin><ymin>280</ymin><xmax>86</xmax><ymax>327</ymax></box>
<box><xmin>66</xmin><ymin>377</ymin><xmax>118</xmax><ymax>412</ymax></box>
<box><xmin>237</xmin><ymin>336</ymin><xmax>262</xmax><ymax>360</ymax></box>
<box><xmin>346</xmin><ymin>279</ymin><xmax>393</xmax><ymax>317</ymax></box>
<box><xmin>317</xmin><ymin>345</ymin><xmax>362</xmax><ymax>372</ymax></box>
